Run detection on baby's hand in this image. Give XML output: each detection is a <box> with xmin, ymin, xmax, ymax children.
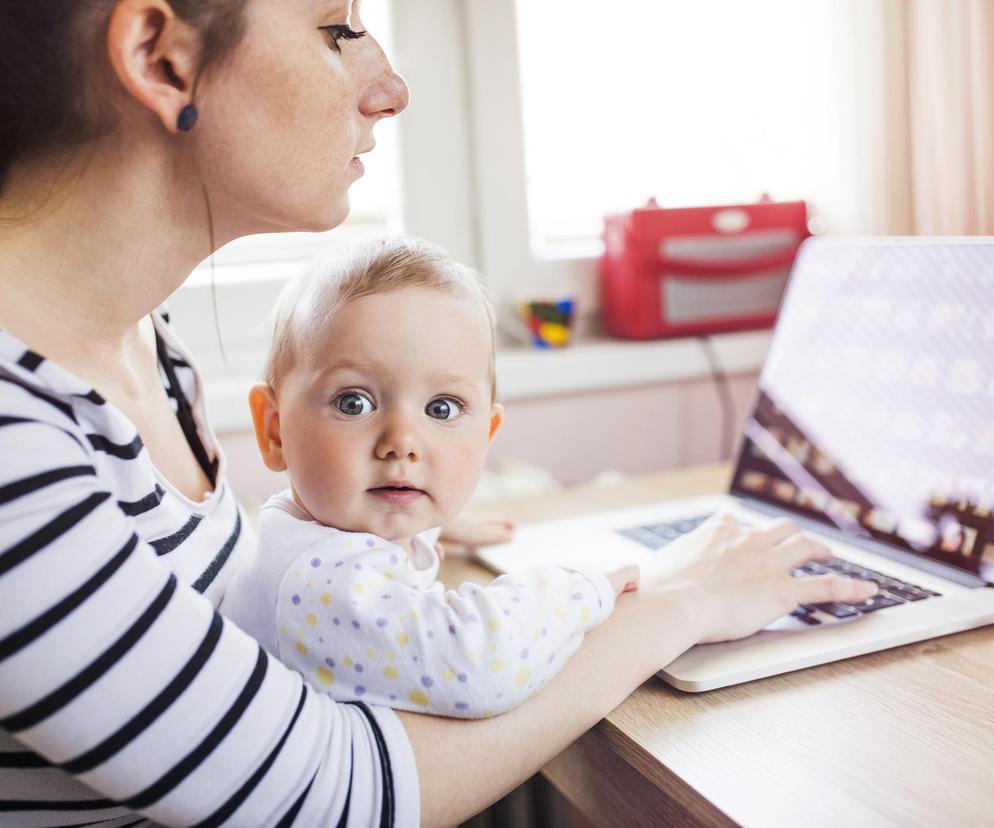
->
<box><xmin>606</xmin><ymin>564</ymin><xmax>641</xmax><ymax>596</ymax></box>
<box><xmin>439</xmin><ymin>514</ymin><xmax>515</xmax><ymax>551</ymax></box>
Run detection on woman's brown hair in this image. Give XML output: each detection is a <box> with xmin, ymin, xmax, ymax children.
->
<box><xmin>0</xmin><ymin>0</ymin><xmax>249</xmax><ymax>195</ymax></box>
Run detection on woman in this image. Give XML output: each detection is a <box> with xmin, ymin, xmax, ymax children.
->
<box><xmin>0</xmin><ymin>1</ymin><xmax>877</xmax><ymax>825</ymax></box>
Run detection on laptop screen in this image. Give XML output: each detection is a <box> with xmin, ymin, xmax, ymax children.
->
<box><xmin>730</xmin><ymin>239</ymin><xmax>994</xmax><ymax>583</ymax></box>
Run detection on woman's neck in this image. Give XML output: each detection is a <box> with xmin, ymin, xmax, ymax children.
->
<box><xmin>0</xmin><ymin>139</ymin><xmax>214</xmax><ymax>357</ymax></box>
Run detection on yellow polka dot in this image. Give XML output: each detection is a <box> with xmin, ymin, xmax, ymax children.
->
<box><xmin>408</xmin><ymin>690</ymin><xmax>430</xmax><ymax>707</ymax></box>
<box><xmin>296</xmin><ymin>629</ymin><xmax>305</xmax><ymax>639</ymax></box>
<box><xmin>384</xmin><ymin>666</ymin><xmax>399</xmax><ymax>680</ymax></box>
<box><xmin>366</xmin><ymin>648</ymin><xmax>376</xmax><ymax>658</ymax></box>
<box><xmin>443</xmin><ymin>667</ymin><xmax>456</xmax><ymax>681</ymax></box>
<box><xmin>387</xmin><ymin>650</ymin><xmax>396</xmax><ymax>661</ymax></box>
<box><xmin>532</xmin><ymin>630</ymin><xmax>541</xmax><ymax>640</ymax></box>
<box><xmin>343</xmin><ymin>657</ymin><xmax>353</xmax><ymax>668</ymax></box>
<box><xmin>293</xmin><ymin>569</ymin><xmax>302</xmax><ymax>578</ymax></box>
<box><xmin>409</xmin><ymin>609</ymin><xmax>420</xmax><ymax>620</ymax></box>
<box><xmin>490</xmin><ymin>658</ymin><xmax>504</xmax><ymax>672</ymax></box>
<box><xmin>488</xmin><ymin>642</ymin><xmax>496</xmax><ymax>653</ymax></box>
<box><xmin>516</xmin><ymin>667</ymin><xmax>531</xmax><ymax>687</ymax></box>
<box><xmin>538</xmin><ymin>580</ymin><xmax>549</xmax><ymax>588</ymax></box>
<box><xmin>555</xmin><ymin>607</ymin><xmax>565</xmax><ymax>620</ymax></box>
<box><xmin>295</xmin><ymin>641</ymin><xmax>308</xmax><ymax>655</ymax></box>
<box><xmin>305</xmin><ymin>580</ymin><xmax>312</xmax><ymax>589</ymax></box>
<box><xmin>305</xmin><ymin>613</ymin><xmax>317</xmax><ymax>626</ymax></box>
<box><xmin>382</xmin><ymin>572</ymin><xmax>395</xmax><ymax>581</ymax></box>
<box><xmin>279</xmin><ymin>625</ymin><xmax>288</xmax><ymax>636</ymax></box>
<box><xmin>395</xmin><ymin>633</ymin><xmax>409</xmax><ymax>646</ymax></box>
<box><xmin>320</xmin><ymin>593</ymin><xmax>332</xmax><ymax>606</ymax></box>
<box><xmin>316</xmin><ymin>667</ymin><xmax>335</xmax><ymax>686</ymax></box>
<box><xmin>580</xmin><ymin>607</ymin><xmax>591</xmax><ymax>624</ymax></box>
<box><xmin>488</xmin><ymin>619</ymin><xmax>500</xmax><ymax>632</ymax></box>
<box><xmin>354</xmin><ymin>584</ymin><xmax>365</xmax><ymax>595</ymax></box>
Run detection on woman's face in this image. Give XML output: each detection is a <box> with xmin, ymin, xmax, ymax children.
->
<box><xmin>196</xmin><ymin>0</ymin><xmax>408</xmax><ymax>241</ymax></box>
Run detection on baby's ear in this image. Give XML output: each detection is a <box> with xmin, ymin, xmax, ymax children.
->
<box><xmin>488</xmin><ymin>403</ymin><xmax>504</xmax><ymax>442</ymax></box>
<box><xmin>248</xmin><ymin>383</ymin><xmax>287</xmax><ymax>472</ymax></box>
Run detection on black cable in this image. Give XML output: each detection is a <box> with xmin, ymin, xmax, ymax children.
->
<box><xmin>697</xmin><ymin>334</ymin><xmax>736</xmax><ymax>460</ymax></box>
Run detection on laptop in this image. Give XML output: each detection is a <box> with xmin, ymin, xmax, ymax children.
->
<box><xmin>476</xmin><ymin>237</ymin><xmax>994</xmax><ymax>691</ymax></box>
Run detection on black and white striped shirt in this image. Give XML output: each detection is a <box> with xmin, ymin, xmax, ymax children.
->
<box><xmin>0</xmin><ymin>314</ymin><xmax>418</xmax><ymax>827</ymax></box>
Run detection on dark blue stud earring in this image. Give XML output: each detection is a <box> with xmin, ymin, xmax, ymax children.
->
<box><xmin>177</xmin><ymin>103</ymin><xmax>199</xmax><ymax>132</ymax></box>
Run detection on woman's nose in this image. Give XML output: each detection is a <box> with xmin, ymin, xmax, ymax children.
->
<box><xmin>358</xmin><ymin>37</ymin><xmax>410</xmax><ymax>120</ymax></box>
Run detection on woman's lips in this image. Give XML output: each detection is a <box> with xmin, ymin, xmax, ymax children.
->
<box><xmin>368</xmin><ymin>486</ymin><xmax>424</xmax><ymax>506</ymax></box>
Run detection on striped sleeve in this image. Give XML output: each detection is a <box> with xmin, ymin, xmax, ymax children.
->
<box><xmin>0</xmin><ymin>414</ymin><xmax>419</xmax><ymax>826</ymax></box>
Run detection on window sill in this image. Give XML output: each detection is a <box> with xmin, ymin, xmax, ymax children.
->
<box><xmin>204</xmin><ymin>328</ymin><xmax>772</xmax><ymax>434</ymax></box>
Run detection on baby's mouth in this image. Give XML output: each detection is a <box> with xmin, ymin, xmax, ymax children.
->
<box><xmin>368</xmin><ymin>484</ymin><xmax>426</xmax><ymax>505</ymax></box>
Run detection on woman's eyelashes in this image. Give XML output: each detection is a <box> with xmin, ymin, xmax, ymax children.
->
<box><xmin>318</xmin><ymin>24</ymin><xmax>367</xmax><ymax>53</ymax></box>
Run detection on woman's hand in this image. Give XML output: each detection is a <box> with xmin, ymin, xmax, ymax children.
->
<box><xmin>642</xmin><ymin>513</ymin><xmax>878</xmax><ymax>645</ymax></box>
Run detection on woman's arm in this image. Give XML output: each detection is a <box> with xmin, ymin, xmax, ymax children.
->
<box><xmin>402</xmin><ymin>514</ymin><xmax>880</xmax><ymax>827</ymax></box>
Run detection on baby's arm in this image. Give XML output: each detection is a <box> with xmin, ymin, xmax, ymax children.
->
<box><xmin>276</xmin><ymin>537</ymin><xmax>617</xmax><ymax>717</ymax></box>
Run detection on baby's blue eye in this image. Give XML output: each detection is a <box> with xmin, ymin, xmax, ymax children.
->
<box><xmin>335</xmin><ymin>392</ymin><xmax>374</xmax><ymax>416</ymax></box>
<box><xmin>426</xmin><ymin>397</ymin><xmax>462</xmax><ymax>421</ymax></box>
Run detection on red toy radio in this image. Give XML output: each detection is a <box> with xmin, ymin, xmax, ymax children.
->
<box><xmin>600</xmin><ymin>198</ymin><xmax>809</xmax><ymax>339</ymax></box>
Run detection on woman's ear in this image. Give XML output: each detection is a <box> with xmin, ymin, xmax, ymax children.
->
<box><xmin>249</xmin><ymin>383</ymin><xmax>287</xmax><ymax>472</ymax></box>
<box><xmin>488</xmin><ymin>403</ymin><xmax>504</xmax><ymax>443</ymax></box>
<box><xmin>106</xmin><ymin>0</ymin><xmax>205</xmax><ymax>133</ymax></box>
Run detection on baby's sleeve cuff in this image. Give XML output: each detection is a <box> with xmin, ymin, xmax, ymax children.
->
<box><xmin>570</xmin><ymin>568</ymin><xmax>617</xmax><ymax>623</ymax></box>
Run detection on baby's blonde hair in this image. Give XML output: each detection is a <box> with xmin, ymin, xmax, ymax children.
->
<box><xmin>264</xmin><ymin>236</ymin><xmax>497</xmax><ymax>397</ymax></box>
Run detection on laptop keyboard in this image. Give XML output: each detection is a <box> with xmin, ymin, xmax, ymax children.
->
<box><xmin>618</xmin><ymin>514</ymin><xmax>942</xmax><ymax>623</ymax></box>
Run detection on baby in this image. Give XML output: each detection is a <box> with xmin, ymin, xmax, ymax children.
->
<box><xmin>223</xmin><ymin>237</ymin><xmax>637</xmax><ymax>717</ymax></box>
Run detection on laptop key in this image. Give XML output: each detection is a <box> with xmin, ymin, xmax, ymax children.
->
<box><xmin>850</xmin><ymin>594</ymin><xmax>905</xmax><ymax>613</ymax></box>
<box><xmin>790</xmin><ymin>607</ymin><xmax>822</xmax><ymax>625</ymax></box>
<box><xmin>812</xmin><ymin>602</ymin><xmax>862</xmax><ymax>618</ymax></box>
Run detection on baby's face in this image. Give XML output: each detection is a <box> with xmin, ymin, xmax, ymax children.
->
<box><xmin>275</xmin><ymin>286</ymin><xmax>500</xmax><ymax>543</ymax></box>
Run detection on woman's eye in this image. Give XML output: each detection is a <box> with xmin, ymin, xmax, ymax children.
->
<box><xmin>425</xmin><ymin>397</ymin><xmax>463</xmax><ymax>421</ymax></box>
<box><xmin>334</xmin><ymin>392</ymin><xmax>374</xmax><ymax>416</ymax></box>
<box><xmin>318</xmin><ymin>24</ymin><xmax>367</xmax><ymax>53</ymax></box>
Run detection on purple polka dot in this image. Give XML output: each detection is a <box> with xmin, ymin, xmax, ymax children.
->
<box><xmin>448</xmin><ymin>625</ymin><xmax>457</xmax><ymax>635</ymax></box>
<box><xmin>352</xmin><ymin>620</ymin><xmax>360</xmax><ymax>629</ymax></box>
<box><xmin>318</xmin><ymin>637</ymin><xmax>324</xmax><ymax>643</ymax></box>
<box><xmin>421</xmin><ymin>675</ymin><xmax>433</xmax><ymax>688</ymax></box>
<box><xmin>426</xmin><ymin>630</ymin><xmax>434</xmax><ymax>638</ymax></box>
<box><xmin>455</xmin><ymin>701</ymin><xmax>468</xmax><ymax>711</ymax></box>
<box><xmin>412</xmin><ymin>655</ymin><xmax>418</xmax><ymax>662</ymax></box>
<box><xmin>333</xmin><ymin>617</ymin><xmax>340</xmax><ymax>626</ymax></box>
<box><xmin>547</xmin><ymin>654</ymin><xmax>555</xmax><ymax>664</ymax></box>
<box><xmin>390</xmin><ymin>554</ymin><xmax>399</xmax><ymax>564</ymax></box>
<box><xmin>497</xmin><ymin>692</ymin><xmax>503</xmax><ymax>699</ymax></box>
<box><xmin>502</xmin><ymin>609</ymin><xmax>510</xmax><ymax>616</ymax></box>
<box><xmin>354</xmin><ymin>563</ymin><xmax>363</xmax><ymax>571</ymax></box>
<box><xmin>520</xmin><ymin>648</ymin><xmax>529</xmax><ymax>660</ymax></box>
<box><xmin>355</xmin><ymin>686</ymin><xmax>366</xmax><ymax>696</ymax></box>
<box><xmin>355</xmin><ymin>664</ymin><xmax>364</xmax><ymax>673</ymax></box>
<box><xmin>326</xmin><ymin>579</ymin><xmax>332</xmax><ymax>584</ymax></box>
<box><xmin>542</xmin><ymin>627</ymin><xmax>548</xmax><ymax>637</ymax></box>
<box><xmin>390</xmin><ymin>694</ymin><xmax>397</xmax><ymax>701</ymax></box>
<box><xmin>457</xmin><ymin>672</ymin><xmax>467</xmax><ymax>683</ymax></box>
<box><xmin>291</xmin><ymin>594</ymin><xmax>301</xmax><ymax>605</ymax></box>
<box><xmin>376</xmin><ymin>617</ymin><xmax>389</xmax><ymax>628</ymax></box>
<box><xmin>512</xmin><ymin>597</ymin><xmax>521</xmax><ymax>603</ymax></box>
<box><xmin>325</xmin><ymin>658</ymin><xmax>335</xmax><ymax>667</ymax></box>
<box><xmin>381</xmin><ymin>594</ymin><xmax>392</xmax><ymax>600</ymax></box>
<box><xmin>310</xmin><ymin>557</ymin><xmax>321</xmax><ymax>567</ymax></box>
<box><xmin>467</xmin><ymin>614</ymin><xmax>478</xmax><ymax>623</ymax></box>
<box><xmin>335</xmin><ymin>561</ymin><xmax>343</xmax><ymax>567</ymax></box>
<box><xmin>572</xmin><ymin>592</ymin><xmax>583</xmax><ymax>600</ymax></box>
<box><xmin>366</xmin><ymin>538</ymin><xmax>376</xmax><ymax>547</ymax></box>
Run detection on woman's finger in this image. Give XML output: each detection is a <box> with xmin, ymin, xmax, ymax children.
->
<box><xmin>790</xmin><ymin>573</ymin><xmax>878</xmax><ymax>606</ymax></box>
<box><xmin>774</xmin><ymin>533</ymin><xmax>833</xmax><ymax>569</ymax></box>
<box><xmin>747</xmin><ymin>517</ymin><xmax>801</xmax><ymax>546</ymax></box>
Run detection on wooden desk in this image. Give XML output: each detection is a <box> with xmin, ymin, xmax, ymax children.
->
<box><xmin>443</xmin><ymin>463</ymin><xmax>994</xmax><ymax>827</ymax></box>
